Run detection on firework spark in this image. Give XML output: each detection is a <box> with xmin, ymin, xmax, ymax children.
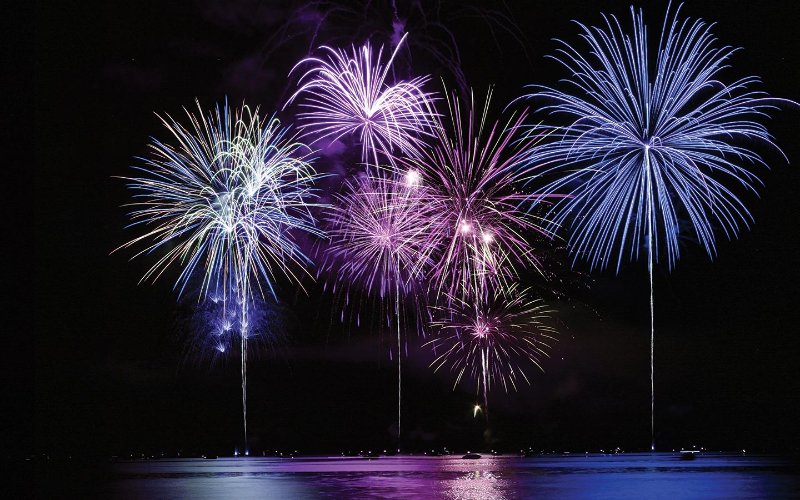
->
<box><xmin>399</xmin><ymin>88</ymin><xmax>555</xmax><ymax>303</ymax></box>
<box><xmin>182</xmin><ymin>286</ymin><xmax>286</xmax><ymax>366</ymax></box>
<box><xmin>286</xmin><ymin>33</ymin><xmax>437</xmax><ymax>167</ymax></box>
<box><xmin>520</xmin><ymin>5</ymin><xmax>791</xmax><ymax>450</ymax></box>
<box><xmin>116</xmin><ymin>101</ymin><xmax>324</xmax><ymax>449</ymax></box>
<box><xmin>427</xmin><ymin>284</ymin><xmax>556</xmax><ymax>412</ymax></box>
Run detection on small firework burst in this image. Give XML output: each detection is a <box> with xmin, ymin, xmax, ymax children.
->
<box><xmin>182</xmin><ymin>287</ymin><xmax>286</xmax><ymax>365</ymax></box>
<box><xmin>427</xmin><ymin>284</ymin><xmax>556</xmax><ymax>407</ymax></box>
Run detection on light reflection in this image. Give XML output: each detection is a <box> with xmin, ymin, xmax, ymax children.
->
<box><xmin>104</xmin><ymin>454</ymin><xmax>797</xmax><ymax>499</ymax></box>
<box><xmin>443</xmin><ymin>469</ymin><xmax>507</xmax><ymax>500</ymax></box>
<box><xmin>438</xmin><ymin>457</ymin><xmax>508</xmax><ymax>500</ymax></box>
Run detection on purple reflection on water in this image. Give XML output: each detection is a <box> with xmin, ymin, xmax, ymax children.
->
<box><xmin>90</xmin><ymin>454</ymin><xmax>800</xmax><ymax>499</ymax></box>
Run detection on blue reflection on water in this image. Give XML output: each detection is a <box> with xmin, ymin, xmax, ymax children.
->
<box><xmin>105</xmin><ymin>453</ymin><xmax>799</xmax><ymax>499</ymax></box>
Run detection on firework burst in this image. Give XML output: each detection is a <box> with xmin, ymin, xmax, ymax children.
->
<box><xmin>117</xmin><ymin>101</ymin><xmax>323</xmax><ymax>301</ymax></box>
<box><xmin>399</xmin><ymin>88</ymin><xmax>555</xmax><ymax>303</ymax></box>
<box><xmin>522</xmin><ymin>5</ymin><xmax>788</xmax><ymax>272</ymax></box>
<box><xmin>520</xmin><ymin>4</ymin><xmax>791</xmax><ymax>450</ymax></box>
<box><xmin>116</xmin><ymin>100</ymin><xmax>324</xmax><ymax>450</ymax></box>
<box><xmin>286</xmin><ymin>33</ymin><xmax>437</xmax><ymax>167</ymax></box>
<box><xmin>321</xmin><ymin>169</ymin><xmax>434</xmax><ymax>316</ymax></box>
<box><xmin>427</xmin><ymin>284</ymin><xmax>556</xmax><ymax>411</ymax></box>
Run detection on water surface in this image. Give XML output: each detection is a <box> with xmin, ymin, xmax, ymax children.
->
<box><xmin>60</xmin><ymin>453</ymin><xmax>800</xmax><ymax>498</ymax></box>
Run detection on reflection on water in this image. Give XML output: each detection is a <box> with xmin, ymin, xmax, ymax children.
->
<box><xmin>444</xmin><ymin>469</ymin><xmax>507</xmax><ymax>500</ymax></box>
<box><xmin>45</xmin><ymin>453</ymin><xmax>800</xmax><ymax>499</ymax></box>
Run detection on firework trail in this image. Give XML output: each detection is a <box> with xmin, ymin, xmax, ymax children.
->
<box><xmin>320</xmin><ymin>169</ymin><xmax>435</xmax><ymax>447</ymax></box>
<box><xmin>520</xmin><ymin>4</ymin><xmax>790</xmax><ymax>450</ymax></box>
<box><xmin>398</xmin><ymin>88</ymin><xmax>556</xmax><ymax>303</ymax></box>
<box><xmin>427</xmin><ymin>284</ymin><xmax>556</xmax><ymax>416</ymax></box>
<box><xmin>285</xmin><ymin>33</ymin><xmax>437</xmax><ymax>167</ymax></box>
<box><xmin>117</xmin><ymin>101</ymin><xmax>324</xmax><ymax>450</ymax></box>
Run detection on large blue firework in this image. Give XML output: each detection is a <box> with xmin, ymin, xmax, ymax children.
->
<box><xmin>520</xmin><ymin>4</ymin><xmax>791</xmax><ymax>450</ymax></box>
<box><xmin>523</xmin><ymin>5</ymin><xmax>787</xmax><ymax>272</ymax></box>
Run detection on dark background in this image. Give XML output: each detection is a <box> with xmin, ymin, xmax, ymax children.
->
<box><xmin>30</xmin><ymin>0</ymin><xmax>800</xmax><ymax>458</ymax></box>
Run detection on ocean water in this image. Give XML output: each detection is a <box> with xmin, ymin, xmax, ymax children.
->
<box><xmin>40</xmin><ymin>453</ymin><xmax>800</xmax><ymax>499</ymax></box>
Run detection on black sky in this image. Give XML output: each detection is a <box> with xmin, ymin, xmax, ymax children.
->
<box><xmin>31</xmin><ymin>0</ymin><xmax>800</xmax><ymax>457</ymax></box>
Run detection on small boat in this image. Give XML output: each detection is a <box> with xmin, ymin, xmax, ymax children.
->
<box><xmin>462</xmin><ymin>453</ymin><xmax>482</xmax><ymax>459</ymax></box>
<box><xmin>679</xmin><ymin>450</ymin><xmax>699</xmax><ymax>460</ymax></box>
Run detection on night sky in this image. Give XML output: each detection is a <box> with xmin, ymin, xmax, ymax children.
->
<box><xmin>31</xmin><ymin>0</ymin><xmax>800</xmax><ymax>458</ymax></box>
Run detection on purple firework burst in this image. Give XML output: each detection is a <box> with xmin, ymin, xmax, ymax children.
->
<box><xmin>286</xmin><ymin>33</ymin><xmax>437</xmax><ymax>167</ymax></box>
<box><xmin>320</xmin><ymin>168</ymin><xmax>435</xmax><ymax>331</ymax></box>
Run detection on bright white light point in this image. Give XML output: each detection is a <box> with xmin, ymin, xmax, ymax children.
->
<box><xmin>482</xmin><ymin>232</ymin><xmax>493</xmax><ymax>243</ymax></box>
<box><xmin>473</xmin><ymin>405</ymin><xmax>482</xmax><ymax>418</ymax></box>
<box><xmin>405</xmin><ymin>169</ymin><xmax>421</xmax><ymax>186</ymax></box>
<box><xmin>459</xmin><ymin>220</ymin><xmax>472</xmax><ymax>234</ymax></box>
<box><xmin>473</xmin><ymin>322</ymin><xmax>489</xmax><ymax>338</ymax></box>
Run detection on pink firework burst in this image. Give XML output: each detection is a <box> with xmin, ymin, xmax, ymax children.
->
<box><xmin>398</xmin><ymin>88</ymin><xmax>555</xmax><ymax>303</ymax></box>
<box><xmin>320</xmin><ymin>168</ymin><xmax>436</xmax><ymax>326</ymax></box>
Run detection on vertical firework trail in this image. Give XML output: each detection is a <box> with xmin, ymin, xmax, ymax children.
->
<box><xmin>240</xmin><ymin>299</ymin><xmax>248</xmax><ymax>450</ymax></box>
<box><xmin>645</xmin><ymin>148</ymin><xmax>655</xmax><ymax>451</ymax></box>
